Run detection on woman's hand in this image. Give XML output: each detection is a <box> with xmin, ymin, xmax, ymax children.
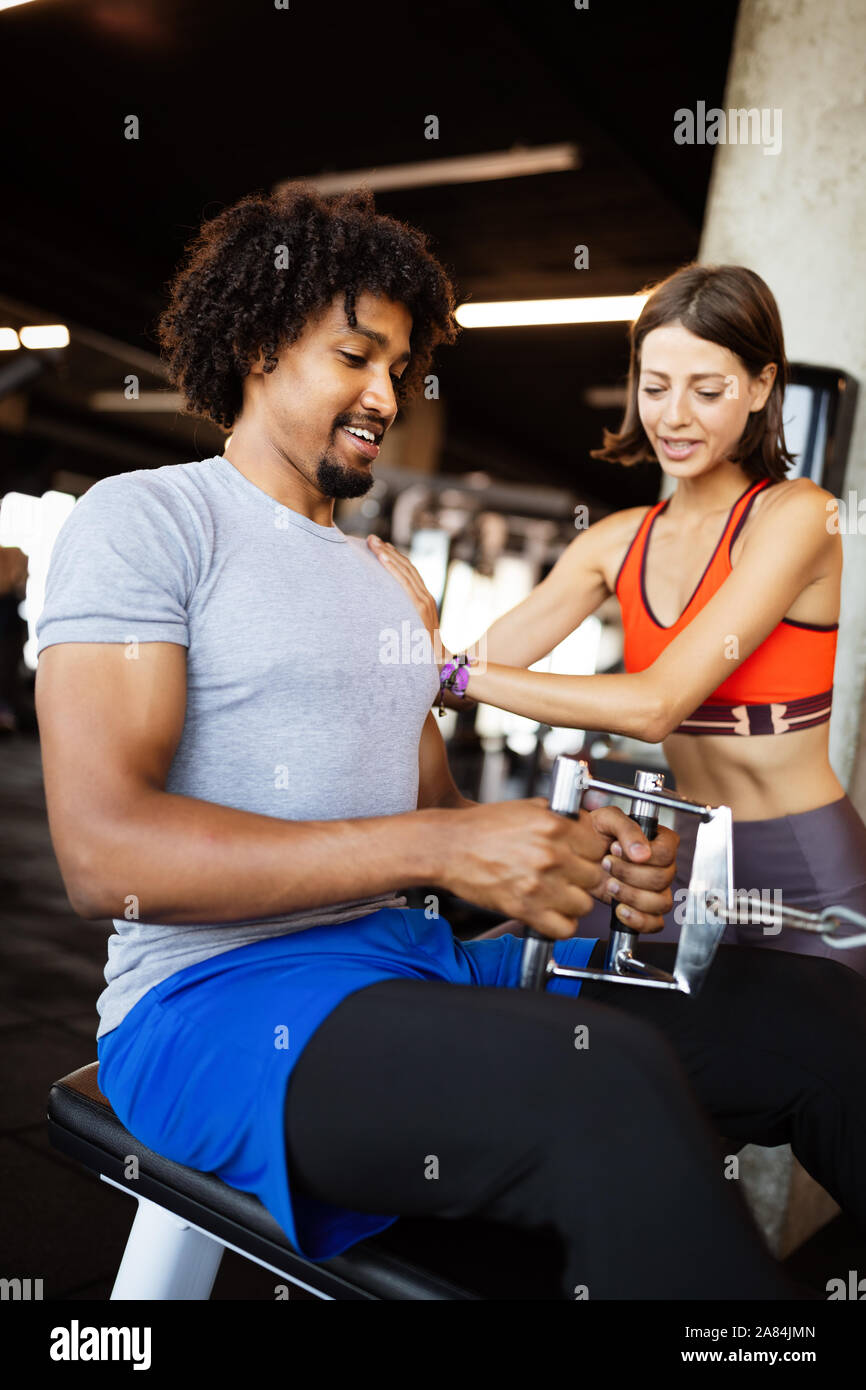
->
<box><xmin>367</xmin><ymin>536</ymin><xmax>451</xmax><ymax>663</ymax></box>
<box><xmin>585</xmin><ymin>806</ymin><xmax>678</xmax><ymax>933</ymax></box>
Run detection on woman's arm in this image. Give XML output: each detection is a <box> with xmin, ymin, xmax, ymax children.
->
<box><xmin>463</xmin><ymin>664</ymin><xmax>663</xmax><ymax>739</ymax></box>
<box><xmin>466</xmin><ymin>516</ymin><xmax>616</xmax><ymax>667</ymax></box>
<box><xmin>369</xmin><ymin>511</ymin><xmax>652</xmax><ymax>731</ymax></box>
<box><xmin>373</xmin><ymin>483</ymin><xmax>838</xmax><ymax>740</ymax></box>
<box><xmin>462</xmin><ymin>482</ymin><xmax>839</xmax><ymax>740</ymax></box>
<box><xmin>369</xmin><ymin>509</ymin><xmax>634</xmax><ymax>670</ymax></box>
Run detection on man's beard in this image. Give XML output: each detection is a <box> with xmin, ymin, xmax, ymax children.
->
<box><xmin>315</xmin><ymin>446</ymin><xmax>376</xmax><ymax>500</ymax></box>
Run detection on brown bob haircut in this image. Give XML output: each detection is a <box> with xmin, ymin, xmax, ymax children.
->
<box><xmin>589</xmin><ymin>263</ymin><xmax>797</xmax><ymax>483</ymax></box>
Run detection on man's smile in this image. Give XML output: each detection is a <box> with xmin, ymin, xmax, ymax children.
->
<box><xmin>338</xmin><ymin>425</ymin><xmax>380</xmax><ymax>461</ymax></box>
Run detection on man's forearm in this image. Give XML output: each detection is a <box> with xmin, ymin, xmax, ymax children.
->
<box><xmin>77</xmin><ymin>788</ymin><xmax>456</xmax><ymax>924</ymax></box>
<box><xmin>436</xmin><ymin>791</ymin><xmax>477</xmax><ymax>811</ymax></box>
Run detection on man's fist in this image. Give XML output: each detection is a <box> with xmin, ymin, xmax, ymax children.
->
<box><xmin>440</xmin><ymin>798</ymin><xmax>679</xmax><ymax>941</ymax></box>
<box><xmin>439</xmin><ymin>798</ymin><xmax>613</xmax><ymax>940</ymax></box>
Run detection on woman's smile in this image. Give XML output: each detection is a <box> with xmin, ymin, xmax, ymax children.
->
<box><xmin>659</xmin><ymin>438</ymin><xmax>703</xmax><ymax>460</ymax></box>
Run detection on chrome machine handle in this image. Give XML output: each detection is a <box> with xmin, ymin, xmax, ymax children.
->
<box><xmin>519</xmin><ymin>759</ymin><xmax>665</xmax><ymax>990</ymax></box>
<box><xmin>603</xmin><ymin>770</ymin><xmax>664</xmax><ymax>973</ymax></box>
<box><xmin>517</xmin><ymin>756</ymin><xmax>587</xmax><ymax>989</ymax></box>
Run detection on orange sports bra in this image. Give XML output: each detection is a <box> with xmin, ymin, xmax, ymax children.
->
<box><xmin>614</xmin><ymin>479</ymin><xmax>838</xmax><ymax>736</ymax></box>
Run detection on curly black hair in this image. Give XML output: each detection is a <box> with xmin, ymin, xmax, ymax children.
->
<box><xmin>156</xmin><ymin>184</ymin><xmax>461</xmax><ymax>430</ymax></box>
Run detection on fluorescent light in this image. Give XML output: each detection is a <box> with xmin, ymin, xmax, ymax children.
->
<box><xmin>0</xmin><ymin>1</ymin><xmax>38</xmax><ymax>10</ymax></box>
<box><xmin>583</xmin><ymin>385</ymin><xmax>629</xmax><ymax>408</ymax></box>
<box><xmin>19</xmin><ymin>324</ymin><xmax>70</xmax><ymax>348</ymax></box>
<box><xmin>89</xmin><ymin>391</ymin><xmax>185</xmax><ymax>412</ymax></box>
<box><xmin>0</xmin><ymin>329</ymin><xmax>20</xmax><ymax>350</ymax></box>
<box><xmin>280</xmin><ymin>143</ymin><xmax>579</xmax><ymax>195</ymax></box>
<box><xmin>455</xmin><ymin>296</ymin><xmax>649</xmax><ymax>328</ymax></box>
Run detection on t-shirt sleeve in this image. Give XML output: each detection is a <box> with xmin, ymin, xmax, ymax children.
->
<box><xmin>35</xmin><ymin>473</ymin><xmax>197</xmax><ymax>655</ymax></box>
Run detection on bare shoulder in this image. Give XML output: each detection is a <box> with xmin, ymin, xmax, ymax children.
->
<box><xmin>752</xmin><ymin>475</ymin><xmax>836</xmax><ymax>520</ymax></box>
<box><xmin>579</xmin><ymin>503</ymin><xmax>653</xmax><ymax>548</ymax></box>
<box><xmin>736</xmin><ymin>478</ymin><xmax>841</xmax><ymax>600</ymax></box>
<box><xmin>748</xmin><ymin>476</ymin><xmax>840</xmax><ymax>543</ymax></box>
<box><xmin>578</xmin><ymin>504</ymin><xmax>653</xmax><ymax>590</ymax></box>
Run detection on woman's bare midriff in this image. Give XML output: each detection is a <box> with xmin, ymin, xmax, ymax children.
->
<box><xmin>662</xmin><ymin>723</ymin><xmax>846</xmax><ymax>820</ymax></box>
<box><xmin>601</xmin><ymin>480</ymin><xmax>845</xmax><ymax>822</ymax></box>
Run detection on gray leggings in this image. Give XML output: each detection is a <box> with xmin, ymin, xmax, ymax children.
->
<box><xmin>643</xmin><ymin>792</ymin><xmax>866</xmax><ymax>975</ymax></box>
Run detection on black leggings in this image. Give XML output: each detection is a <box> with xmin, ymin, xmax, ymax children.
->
<box><xmin>284</xmin><ymin>939</ymin><xmax>866</xmax><ymax>1299</ymax></box>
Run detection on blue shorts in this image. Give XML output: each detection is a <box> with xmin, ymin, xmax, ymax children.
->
<box><xmin>96</xmin><ymin>907</ymin><xmax>598</xmax><ymax>1261</ymax></box>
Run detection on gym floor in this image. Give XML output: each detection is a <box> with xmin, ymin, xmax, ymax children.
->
<box><xmin>2</xmin><ymin>727</ymin><xmax>864</xmax><ymax>1301</ymax></box>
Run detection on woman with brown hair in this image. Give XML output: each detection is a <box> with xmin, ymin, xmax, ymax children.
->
<box><xmin>371</xmin><ymin>263</ymin><xmax>866</xmax><ymax>972</ymax></box>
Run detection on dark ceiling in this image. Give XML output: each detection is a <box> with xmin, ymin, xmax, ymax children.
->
<box><xmin>0</xmin><ymin>0</ymin><xmax>742</xmax><ymax>510</ymax></box>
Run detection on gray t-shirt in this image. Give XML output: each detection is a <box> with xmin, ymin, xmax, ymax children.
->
<box><xmin>35</xmin><ymin>454</ymin><xmax>440</xmax><ymax>1038</ymax></box>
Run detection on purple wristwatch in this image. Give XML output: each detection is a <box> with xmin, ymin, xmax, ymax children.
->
<box><xmin>435</xmin><ymin>653</ymin><xmax>473</xmax><ymax>717</ymax></box>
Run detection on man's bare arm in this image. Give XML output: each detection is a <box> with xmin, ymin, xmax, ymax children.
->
<box><xmin>36</xmin><ymin>642</ymin><xmax>453</xmax><ymax>924</ymax></box>
<box><xmin>36</xmin><ymin>641</ymin><xmax>671</xmax><ymax>938</ymax></box>
<box><xmin>417</xmin><ymin>710</ymin><xmax>476</xmax><ymax>811</ymax></box>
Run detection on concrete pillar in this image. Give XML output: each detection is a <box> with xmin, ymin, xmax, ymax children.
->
<box><xmin>696</xmin><ymin>0</ymin><xmax>866</xmax><ymax>809</ymax></box>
